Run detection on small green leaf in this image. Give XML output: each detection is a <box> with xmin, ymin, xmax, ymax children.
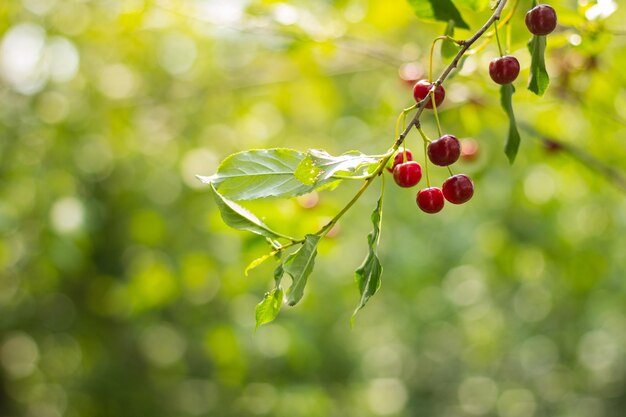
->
<box><xmin>198</xmin><ymin>148</ymin><xmax>313</xmax><ymax>201</ymax></box>
<box><xmin>527</xmin><ymin>35</ymin><xmax>550</xmax><ymax>96</ymax></box>
<box><xmin>500</xmin><ymin>84</ymin><xmax>522</xmax><ymax>164</ymax></box>
<box><xmin>209</xmin><ymin>183</ymin><xmax>291</xmax><ymax>240</ymax></box>
<box><xmin>454</xmin><ymin>0</ymin><xmax>490</xmax><ymax>12</ymax></box>
<box><xmin>255</xmin><ymin>287</ymin><xmax>284</xmax><ymax>329</ymax></box>
<box><xmin>407</xmin><ymin>0</ymin><xmax>469</xmax><ymax>29</ymax></box>
<box><xmin>245</xmin><ymin>251</ymin><xmax>277</xmax><ymax>276</ymax></box>
<box><xmin>284</xmin><ymin>234</ymin><xmax>321</xmax><ymax>306</ymax></box>
<box><xmin>351</xmin><ymin>194</ymin><xmax>384</xmax><ymax>325</ymax></box>
<box><xmin>274</xmin><ymin>263</ymin><xmax>285</xmax><ymax>285</ymax></box>
<box><xmin>295</xmin><ymin>149</ymin><xmax>379</xmax><ymax>185</ymax></box>
<box><xmin>441</xmin><ymin>20</ymin><xmax>459</xmax><ymax>60</ymax></box>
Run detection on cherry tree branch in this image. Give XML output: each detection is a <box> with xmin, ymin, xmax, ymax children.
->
<box><xmin>394</xmin><ymin>0</ymin><xmax>509</xmax><ymax>151</ymax></box>
<box><xmin>313</xmin><ymin>1</ymin><xmax>510</xmax><ymax>237</ymax></box>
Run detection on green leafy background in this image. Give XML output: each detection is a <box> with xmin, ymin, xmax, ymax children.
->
<box><xmin>1</xmin><ymin>1</ymin><xmax>626</xmax><ymax>416</ymax></box>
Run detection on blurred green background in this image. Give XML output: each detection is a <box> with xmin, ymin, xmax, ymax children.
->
<box><xmin>1</xmin><ymin>0</ymin><xmax>625</xmax><ymax>416</ymax></box>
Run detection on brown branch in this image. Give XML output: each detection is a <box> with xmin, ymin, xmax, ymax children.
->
<box><xmin>394</xmin><ymin>0</ymin><xmax>509</xmax><ymax>150</ymax></box>
<box><xmin>314</xmin><ymin>1</ymin><xmax>512</xmax><ymax>235</ymax></box>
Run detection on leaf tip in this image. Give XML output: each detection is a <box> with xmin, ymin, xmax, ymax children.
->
<box><xmin>196</xmin><ymin>175</ymin><xmax>213</xmax><ymax>184</ymax></box>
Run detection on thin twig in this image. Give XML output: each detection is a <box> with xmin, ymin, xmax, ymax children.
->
<box><xmin>395</xmin><ymin>0</ymin><xmax>509</xmax><ymax>150</ymax></box>
<box><xmin>313</xmin><ymin>1</ymin><xmax>510</xmax><ymax>236</ymax></box>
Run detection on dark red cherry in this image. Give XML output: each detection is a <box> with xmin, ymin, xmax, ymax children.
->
<box><xmin>525</xmin><ymin>4</ymin><xmax>557</xmax><ymax>36</ymax></box>
<box><xmin>442</xmin><ymin>174</ymin><xmax>474</xmax><ymax>204</ymax></box>
<box><xmin>393</xmin><ymin>161</ymin><xmax>422</xmax><ymax>188</ymax></box>
<box><xmin>387</xmin><ymin>149</ymin><xmax>413</xmax><ymax>173</ymax></box>
<box><xmin>413</xmin><ymin>80</ymin><xmax>445</xmax><ymax>109</ymax></box>
<box><xmin>416</xmin><ymin>187</ymin><xmax>445</xmax><ymax>214</ymax></box>
<box><xmin>489</xmin><ymin>55</ymin><xmax>520</xmax><ymax>85</ymax></box>
<box><xmin>427</xmin><ymin>134</ymin><xmax>461</xmax><ymax>166</ymax></box>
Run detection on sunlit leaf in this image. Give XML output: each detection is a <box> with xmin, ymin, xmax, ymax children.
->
<box><xmin>284</xmin><ymin>234</ymin><xmax>321</xmax><ymax>306</ymax></box>
<box><xmin>295</xmin><ymin>149</ymin><xmax>379</xmax><ymax>185</ymax></box>
<box><xmin>351</xmin><ymin>194</ymin><xmax>384</xmax><ymax>324</ymax></box>
<box><xmin>209</xmin><ymin>183</ymin><xmax>292</xmax><ymax>240</ymax></box>
<box><xmin>245</xmin><ymin>251</ymin><xmax>277</xmax><ymax>276</ymax></box>
<box><xmin>500</xmin><ymin>84</ymin><xmax>521</xmax><ymax>164</ymax></box>
<box><xmin>441</xmin><ymin>20</ymin><xmax>459</xmax><ymax>60</ymax></box>
<box><xmin>198</xmin><ymin>149</ymin><xmax>314</xmax><ymax>200</ymax></box>
<box><xmin>528</xmin><ymin>35</ymin><xmax>550</xmax><ymax>96</ymax></box>
<box><xmin>407</xmin><ymin>0</ymin><xmax>470</xmax><ymax>29</ymax></box>
<box><xmin>255</xmin><ymin>287</ymin><xmax>284</xmax><ymax>329</ymax></box>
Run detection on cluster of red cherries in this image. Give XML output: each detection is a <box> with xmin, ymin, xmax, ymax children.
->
<box><xmin>388</xmin><ymin>139</ymin><xmax>473</xmax><ymax>214</ymax></box>
<box><xmin>392</xmin><ymin>4</ymin><xmax>558</xmax><ymax>214</ymax></box>
<box><xmin>489</xmin><ymin>4</ymin><xmax>558</xmax><ymax>85</ymax></box>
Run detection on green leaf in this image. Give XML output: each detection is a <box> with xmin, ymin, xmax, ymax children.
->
<box><xmin>527</xmin><ymin>35</ymin><xmax>549</xmax><ymax>96</ymax></box>
<box><xmin>295</xmin><ymin>149</ymin><xmax>379</xmax><ymax>185</ymax></box>
<box><xmin>441</xmin><ymin>20</ymin><xmax>459</xmax><ymax>60</ymax></box>
<box><xmin>198</xmin><ymin>148</ymin><xmax>314</xmax><ymax>201</ymax></box>
<box><xmin>274</xmin><ymin>263</ymin><xmax>285</xmax><ymax>285</ymax></box>
<box><xmin>209</xmin><ymin>183</ymin><xmax>290</xmax><ymax>240</ymax></box>
<box><xmin>454</xmin><ymin>0</ymin><xmax>490</xmax><ymax>12</ymax></box>
<box><xmin>284</xmin><ymin>234</ymin><xmax>321</xmax><ymax>306</ymax></box>
<box><xmin>245</xmin><ymin>251</ymin><xmax>276</xmax><ymax>276</ymax></box>
<box><xmin>255</xmin><ymin>287</ymin><xmax>284</xmax><ymax>329</ymax></box>
<box><xmin>407</xmin><ymin>0</ymin><xmax>469</xmax><ymax>29</ymax></box>
<box><xmin>351</xmin><ymin>194</ymin><xmax>384</xmax><ymax>325</ymax></box>
<box><xmin>500</xmin><ymin>84</ymin><xmax>522</xmax><ymax>164</ymax></box>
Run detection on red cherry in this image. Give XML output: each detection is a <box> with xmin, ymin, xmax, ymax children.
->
<box><xmin>387</xmin><ymin>149</ymin><xmax>413</xmax><ymax>173</ymax></box>
<box><xmin>427</xmin><ymin>134</ymin><xmax>461</xmax><ymax>166</ymax></box>
<box><xmin>416</xmin><ymin>187</ymin><xmax>445</xmax><ymax>214</ymax></box>
<box><xmin>393</xmin><ymin>161</ymin><xmax>422</xmax><ymax>188</ymax></box>
<box><xmin>525</xmin><ymin>4</ymin><xmax>557</xmax><ymax>36</ymax></box>
<box><xmin>442</xmin><ymin>174</ymin><xmax>474</xmax><ymax>204</ymax></box>
<box><xmin>413</xmin><ymin>80</ymin><xmax>445</xmax><ymax>109</ymax></box>
<box><xmin>489</xmin><ymin>55</ymin><xmax>520</xmax><ymax>85</ymax></box>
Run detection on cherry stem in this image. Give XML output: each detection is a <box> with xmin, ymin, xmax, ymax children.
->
<box><xmin>494</xmin><ymin>19</ymin><xmax>504</xmax><ymax>56</ymax></box>
<box><xmin>430</xmin><ymin>93</ymin><xmax>443</xmax><ymax>138</ymax></box>
<box><xmin>417</xmin><ymin>126</ymin><xmax>432</xmax><ymax>187</ymax></box>
<box><xmin>301</xmin><ymin>0</ymin><xmax>510</xmax><ymax>244</ymax></box>
<box><xmin>506</xmin><ymin>18</ymin><xmax>512</xmax><ymax>53</ymax></box>
<box><xmin>393</xmin><ymin>0</ymin><xmax>508</xmax><ymax>154</ymax></box>
<box><xmin>467</xmin><ymin>0</ymin><xmax>519</xmax><ymax>56</ymax></box>
<box><xmin>429</xmin><ymin>36</ymin><xmax>463</xmax><ymax>82</ymax></box>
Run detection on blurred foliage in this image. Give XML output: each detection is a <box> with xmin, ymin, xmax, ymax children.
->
<box><xmin>1</xmin><ymin>1</ymin><xmax>625</xmax><ymax>417</ymax></box>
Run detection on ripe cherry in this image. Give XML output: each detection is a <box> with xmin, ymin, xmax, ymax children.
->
<box><xmin>416</xmin><ymin>187</ymin><xmax>445</xmax><ymax>214</ymax></box>
<box><xmin>387</xmin><ymin>149</ymin><xmax>413</xmax><ymax>173</ymax></box>
<box><xmin>413</xmin><ymin>80</ymin><xmax>445</xmax><ymax>109</ymax></box>
<box><xmin>489</xmin><ymin>55</ymin><xmax>520</xmax><ymax>85</ymax></box>
<box><xmin>525</xmin><ymin>4</ymin><xmax>557</xmax><ymax>36</ymax></box>
<box><xmin>442</xmin><ymin>174</ymin><xmax>474</xmax><ymax>204</ymax></box>
<box><xmin>393</xmin><ymin>161</ymin><xmax>422</xmax><ymax>188</ymax></box>
<box><xmin>427</xmin><ymin>134</ymin><xmax>461</xmax><ymax>166</ymax></box>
